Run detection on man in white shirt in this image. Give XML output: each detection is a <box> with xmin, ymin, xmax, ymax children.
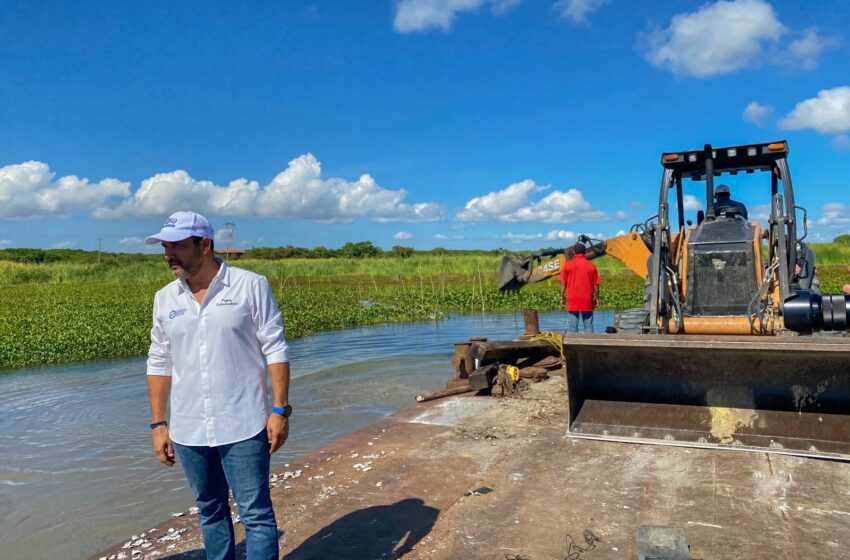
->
<box><xmin>145</xmin><ymin>211</ymin><xmax>290</xmax><ymax>560</ymax></box>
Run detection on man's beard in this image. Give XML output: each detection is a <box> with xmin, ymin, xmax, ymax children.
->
<box><xmin>170</xmin><ymin>264</ymin><xmax>188</xmax><ymax>279</ymax></box>
<box><xmin>168</xmin><ymin>252</ymin><xmax>203</xmax><ymax>279</ymax></box>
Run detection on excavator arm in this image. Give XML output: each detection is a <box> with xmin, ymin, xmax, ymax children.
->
<box><xmin>497</xmin><ymin>232</ymin><xmax>651</xmax><ymax>292</ymax></box>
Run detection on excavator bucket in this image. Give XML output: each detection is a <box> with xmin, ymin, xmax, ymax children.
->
<box><xmin>497</xmin><ymin>255</ymin><xmax>533</xmax><ymax>292</ymax></box>
<box><xmin>564</xmin><ymin>333</ymin><xmax>850</xmax><ymax>460</ymax></box>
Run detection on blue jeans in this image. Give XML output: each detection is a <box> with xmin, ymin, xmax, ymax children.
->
<box><xmin>172</xmin><ymin>429</ymin><xmax>278</xmax><ymax>560</ymax></box>
<box><xmin>568</xmin><ymin>311</ymin><xmax>594</xmax><ymax>333</ymax></box>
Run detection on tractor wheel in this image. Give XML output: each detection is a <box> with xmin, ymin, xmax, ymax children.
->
<box><xmin>614</xmin><ymin>308</ymin><xmax>648</xmax><ymax>333</ymax></box>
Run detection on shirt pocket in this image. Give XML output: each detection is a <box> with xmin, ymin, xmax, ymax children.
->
<box><xmin>163</xmin><ymin>308</ymin><xmax>193</xmax><ymax>341</ymax></box>
<box><xmin>210</xmin><ymin>302</ymin><xmax>252</xmax><ymax>332</ymax></box>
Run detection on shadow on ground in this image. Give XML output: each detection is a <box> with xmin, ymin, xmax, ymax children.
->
<box><xmin>160</xmin><ymin>498</ymin><xmax>438</xmax><ymax>560</ymax></box>
<box><xmin>285</xmin><ymin>498</ymin><xmax>439</xmax><ymax>559</ymax></box>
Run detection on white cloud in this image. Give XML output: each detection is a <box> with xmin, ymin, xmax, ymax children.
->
<box><xmin>779</xmin><ymin>87</ymin><xmax>850</xmax><ymax>134</ymax></box>
<box><xmin>433</xmin><ymin>233</ymin><xmax>464</xmax><ymax>241</ymax></box>
<box><xmin>118</xmin><ymin>236</ymin><xmax>161</xmax><ymax>253</ymax></box>
<box><xmin>683</xmin><ymin>194</ymin><xmax>702</xmax><ymax>211</ymax></box>
<box><xmin>53</xmin><ymin>241</ymin><xmax>76</xmax><ymax>249</ymax></box>
<box><xmin>643</xmin><ymin>0</ymin><xmax>786</xmax><ymax>78</ymax></box>
<box><xmin>0</xmin><ymin>239</ymin><xmax>11</xmax><ymax>247</ymax></box>
<box><xmin>434</xmin><ymin>233</ymin><xmax>466</xmax><ymax>241</ymax></box>
<box><xmin>213</xmin><ymin>229</ymin><xmax>230</xmax><ymax>244</ymax></box>
<box><xmin>393</xmin><ymin>0</ymin><xmax>521</xmax><ymax>33</ymax></box>
<box><xmin>816</xmin><ymin>202</ymin><xmax>850</xmax><ymax>228</ymax></box>
<box><xmin>628</xmin><ymin>201</ymin><xmax>645</xmax><ymax>209</ymax></box>
<box><xmin>0</xmin><ymin>161</ymin><xmax>130</xmax><ymax>219</ymax></box>
<box><xmin>786</xmin><ymin>28</ymin><xmax>840</xmax><ymax>71</ymax></box>
<box><xmin>833</xmin><ymin>135</ymin><xmax>850</xmax><ymax>152</ymax></box>
<box><xmin>457</xmin><ymin>179</ymin><xmax>607</xmax><ymax>223</ymax></box>
<box><xmin>118</xmin><ymin>236</ymin><xmax>145</xmax><ymax>246</ymax></box>
<box><xmin>554</xmin><ymin>0</ymin><xmax>609</xmax><ymax>23</ymax></box>
<box><xmin>394</xmin><ymin>231</ymin><xmax>414</xmax><ymax>240</ymax></box>
<box><xmin>544</xmin><ymin>229</ymin><xmax>581</xmax><ymax>241</ymax></box>
<box><xmin>501</xmin><ymin>232</ymin><xmax>546</xmax><ymax>243</ymax></box>
<box><xmin>501</xmin><ymin>229</ymin><xmax>605</xmax><ymax>244</ymax></box>
<box><xmin>0</xmin><ymin>154</ymin><xmax>440</xmax><ymax>223</ymax></box>
<box><xmin>743</xmin><ymin>101</ymin><xmax>774</xmax><ymax>126</ymax></box>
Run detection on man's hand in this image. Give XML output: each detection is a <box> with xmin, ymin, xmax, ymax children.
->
<box><xmin>267</xmin><ymin>413</ymin><xmax>289</xmax><ymax>454</ymax></box>
<box><xmin>592</xmin><ymin>295</ymin><xmax>600</xmax><ymax>309</ymax></box>
<box><xmin>152</xmin><ymin>426</ymin><xmax>175</xmax><ymax>467</ymax></box>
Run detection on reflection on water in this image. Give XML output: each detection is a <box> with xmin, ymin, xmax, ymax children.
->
<box><xmin>0</xmin><ymin>311</ymin><xmax>613</xmax><ymax>559</ymax></box>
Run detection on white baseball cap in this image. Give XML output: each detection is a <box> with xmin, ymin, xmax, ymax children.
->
<box><xmin>145</xmin><ymin>211</ymin><xmax>214</xmax><ymax>245</ymax></box>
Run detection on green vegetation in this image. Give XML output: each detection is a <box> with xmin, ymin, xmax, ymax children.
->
<box><xmin>1</xmin><ymin>245</ymin><xmax>848</xmax><ymax>370</ymax></box>
<box><xmin>810</xmin><ymin>242</ymin><xmax>850</xmax><ymax>265</ymax></box>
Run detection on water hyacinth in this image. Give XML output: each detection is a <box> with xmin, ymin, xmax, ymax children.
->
<box><xmin>1</xmin><ymin>256</ymin><xmax>847</xmax><ymax>370</ymax></box>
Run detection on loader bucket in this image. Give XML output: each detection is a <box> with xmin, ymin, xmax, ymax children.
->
<box><xmin>564</xmin><ymin>333</ymin><xmax>850</xmax><ymax>460</ymax></box>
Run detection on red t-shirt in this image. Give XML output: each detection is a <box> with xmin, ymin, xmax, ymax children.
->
<box><xmin>559</xmin><ymin>254</ymin><xmax>599</xmax><ymax>312</ymax></box>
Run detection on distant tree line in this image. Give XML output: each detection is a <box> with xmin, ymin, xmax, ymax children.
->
<box><xmin>3</xmin><ymin>234</ymin><xmax>847</xmax><ymax>264</ymax></box>
<box><xmin>243</xmin><ymin>241</ymin><xmax>510</xmax><ymax>259</ymax></box>
<box><xmin>0</xmin><ymin>243</ymin><xmax>512</xmax><ymax>264</ymax></box>
<box><xmin>0</xmin><ymin>248</ymin><xmax>160</xmax><ymax>265</ymax></box>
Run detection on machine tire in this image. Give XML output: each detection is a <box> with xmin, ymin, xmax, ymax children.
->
<box><xmin>615</xmin><ymin>308</ymin><xmax>648</xmax><ymax>333</ymax></box>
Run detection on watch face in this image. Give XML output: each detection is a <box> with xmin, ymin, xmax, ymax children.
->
<box><xmin>283</xmin><ymin>405</ymin><xmax>293</xmax><ymax>417</ymax></box>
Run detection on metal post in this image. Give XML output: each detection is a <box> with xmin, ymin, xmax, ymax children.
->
<box><xmin>523</xmin><ymin>309</ymin><xmax>540</xmax><ymax>336</ymax></box>
<box><xmin>675</xmin><ymin>174</ymin><xmax>685</xmax><ymax>230</ymax></box>
<box><xmin>704</xmin><ymin>144</ymin><xmax>716</xmax><ymax>222</ymax></box>
<box><xmin>223</xmin><ymin>221</ymin><xmax>235</xmax><ymax>263</ymax></box>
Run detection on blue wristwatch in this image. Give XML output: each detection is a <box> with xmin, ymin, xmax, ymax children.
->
<box><xmin>271</xmin><ymin>405</ymin><xmax>292</xmax><ymax>418</ymax></box>
<box><xmin>150</xmin><ymin>420</ymin><xmax>168</xmax><ymax>430</ymax></box>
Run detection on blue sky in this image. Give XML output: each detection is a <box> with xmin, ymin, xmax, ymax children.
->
<box><xmin>1</xmin><ymin>0</ymin><xmax>848</xmax><ymax>252</ymax></box>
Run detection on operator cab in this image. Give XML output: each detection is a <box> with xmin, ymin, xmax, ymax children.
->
<box><xmin>653</xmin><ymin>141</ymin><xmax>816</xmax><ymax>319</ymax></box>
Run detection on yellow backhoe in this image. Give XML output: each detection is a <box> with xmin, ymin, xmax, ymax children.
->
<box><xmin>499</xmin><ymin>141</ymin><xmax>850</xmax><ymax>460</ymax></box>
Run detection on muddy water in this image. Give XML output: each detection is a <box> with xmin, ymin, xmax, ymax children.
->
<box><xmin>0</xmin><ymin>311</ymin><xmax>613</xmax><ymax>559</ymax></box>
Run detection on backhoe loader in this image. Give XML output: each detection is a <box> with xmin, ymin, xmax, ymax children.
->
<box><xmin>499</xmin><ymin>141</ymin><xmax>850</xmax><ymax>459</ymax></box>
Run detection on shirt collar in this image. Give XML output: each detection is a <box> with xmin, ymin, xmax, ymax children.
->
<box><xmin>218</xmin><ymin>259</ymin><xmax>230</xmax><ymax>286</ymax></box>
<box><xmin>573</xmin><ymin>253</ymin><xmax>587</xmax><ymax>260</ymax></box>
<box><xmin>176</xmin><ymin>258</ymin><xmax>228</xmax><ymax>293</ymax></box>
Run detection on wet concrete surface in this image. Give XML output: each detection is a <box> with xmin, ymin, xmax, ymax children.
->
<box><xmin>92</xmin><ymin>373</ymin><xmax>850</xmax><ymax>560</ymax></box>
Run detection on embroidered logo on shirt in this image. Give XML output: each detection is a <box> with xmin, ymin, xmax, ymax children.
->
<box><xmin>169</xmin><ymin>308</ymin><xmax>188</xmax><ymax>319</ymax></box>
<box><xmin>163</xmin><ymin>217</ymin><xmax>177</xmax><ymax>228</ymax></box>
<box><xmin>217</xmin><ymin>298</ymin><xmax>239</xmax><ymax>306</ymax></box>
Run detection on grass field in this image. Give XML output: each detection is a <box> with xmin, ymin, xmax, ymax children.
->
<box><xmin>2</xmin><ymin>250</ymin><xmax>848</xmax><ymax>370</ymax></box>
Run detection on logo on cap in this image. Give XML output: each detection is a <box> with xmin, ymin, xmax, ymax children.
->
<box><xmin>163</xmin><ymin>218</ymin><xmax>177</xmax><ymax>228</ymax></box>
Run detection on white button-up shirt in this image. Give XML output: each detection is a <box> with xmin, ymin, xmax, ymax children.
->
<box><xmin>147</xmin><ymin>261</ymin><xmax>289</xmax><ymax>447</ymax></box>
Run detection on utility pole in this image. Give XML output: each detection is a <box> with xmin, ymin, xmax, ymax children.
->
<box><xmin>97</xmin><ymin>238</ymin><xmax>103</xmax><ymax>264</ymax></box>
<box><xmin>223</xmin><ymin>222</ymin><xmax>235</xmax><ymax>263</ymax></box>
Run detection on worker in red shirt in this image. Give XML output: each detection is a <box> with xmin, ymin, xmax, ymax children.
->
<box><xmin>559</xmin><ymin>243</ymin><xmax>600</xmax><ymax>333</ymax></box>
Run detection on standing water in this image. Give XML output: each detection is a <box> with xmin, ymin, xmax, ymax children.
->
<box><xmin>0</xmin><ymin>311</ymin><xmax>613</xmax><ymax>560</ymax></box>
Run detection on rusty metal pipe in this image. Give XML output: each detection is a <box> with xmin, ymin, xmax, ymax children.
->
<box><xmin>668</xmin><ymin>316</ymin><xmax>759</xmax><ymax>335</ymax></box>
